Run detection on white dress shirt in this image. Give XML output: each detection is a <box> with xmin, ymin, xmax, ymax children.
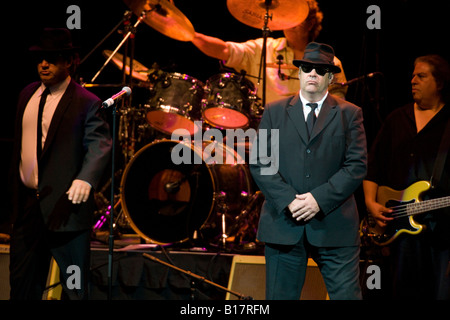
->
<box><xmin>299</xmin><ymin>91</ymin><xmax>328</xmax><ymax>121</ymax></box>
<box><xmin>20</xmin><ymin>76</ymin><xmax>71</xmax><ymax>189</ymax></box>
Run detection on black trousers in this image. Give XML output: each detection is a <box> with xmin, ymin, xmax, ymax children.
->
<box><xmin>264</xmin><ymin>232</ymin><xmax>362</xmax><ymax>300</ymax></box>
<box><xmin>9</xmin><ymin>185</ymin><xmax>91</xmax><ymax>300</ymax></box>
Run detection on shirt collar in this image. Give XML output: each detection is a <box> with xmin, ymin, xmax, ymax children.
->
<box><xmin>40</xmin><ymin>76</ymin><xmax>71</xmax><ymax>96</ymax></box>
<box><xmin>299</xmin><ymin>91</ymin><xmax>329</xmax><ymax>111</ymax></box>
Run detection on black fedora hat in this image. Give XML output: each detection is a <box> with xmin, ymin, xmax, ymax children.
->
<box><xmin>293</xmin><ymin>42</ymin><xmax>341</xmax><ymax>74</ymax></box>
<box><xmin>29</xmin><ymin>28</ymin><xmax>78</xmax><ymax>52</ymax></box>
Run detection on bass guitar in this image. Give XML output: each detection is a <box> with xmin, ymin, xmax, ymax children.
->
<box><xmin>361</xmin><ymin>180</ymin><xmax>450</xmax><ymax>246</ymax></box>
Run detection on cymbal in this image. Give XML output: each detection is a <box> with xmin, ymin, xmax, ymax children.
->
<box><xmin>227</xmin><ymin>0</ymin><xmax>309</xmax><ymax>31</ymax></box>
<box><xmin>266</xmin><ymin>62</ymin><xmax>298</xmax><ymax>70</ymax></box>
<box><xmin>103</xmin><ymin>50</ymin><xmax>150</xmax><ymax>81</ymax></box>
<box><xmin>123</xmin><ymin>0</ymin><xmax>195</xmax><ymax>41</ymax></box>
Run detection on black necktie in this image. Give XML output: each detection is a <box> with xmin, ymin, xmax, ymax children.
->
<box><xmin>37</xmin><ymin>87</ymin><xmax>50</xmax><ymax>159</ymax></box>
<box><xmin>306</xmin><ymin>102</ymin><xmax>318</xmax><ymax>138</ymax></box>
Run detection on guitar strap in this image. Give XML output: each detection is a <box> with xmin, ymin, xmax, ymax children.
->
<box><xmin>430</xmin><ymin>116</ymin><xmax>450</xmax><ymax>189</ymax></box>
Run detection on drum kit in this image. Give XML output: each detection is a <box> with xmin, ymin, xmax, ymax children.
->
<box><xmin>90</xmin><ymin>0</ymin><xmax>308</xmax><ymax>250</ymax></box>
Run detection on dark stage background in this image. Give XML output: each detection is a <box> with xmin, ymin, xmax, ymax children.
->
<box><xmin>1</xmin><ymin>0</ymin><xmax>450</xmax><ymax>229</ymax></box>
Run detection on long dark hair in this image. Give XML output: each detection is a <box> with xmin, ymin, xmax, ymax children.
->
<box><xmin>415</xmin><ymin>54</ymin><xmax>450</xmax><ymax>104</ymax></box>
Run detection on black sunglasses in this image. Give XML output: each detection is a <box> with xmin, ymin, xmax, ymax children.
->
<box><xmin>31</xmin><ymin>52</ymin><xmax>67</xmax><ymax>64</ymax></box>
<box><xmin>300</xmin><ymin>64</ymin><xmax>330</xmax><ymax>76</ymax></box>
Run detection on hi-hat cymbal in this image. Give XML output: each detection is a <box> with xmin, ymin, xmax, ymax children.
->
<box><xmin>123</xmin><ymin>0</ymin><xmax>195</xmax><ymax>41</ymax></box>
<box><xmin>227</xmin><ymin>0</ymin><xmax>309</xmax><ymax>31</ymax></box>
<box><xmin>103</xmin><ymin>50</ymin><xmax>150</xmax><ymax>81</ymax></box>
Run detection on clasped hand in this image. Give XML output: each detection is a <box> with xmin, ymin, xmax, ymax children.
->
<box><xmin>288</xmin><ymin>192</ymin><xmax>320</xmax><ymax>222</ymax></box>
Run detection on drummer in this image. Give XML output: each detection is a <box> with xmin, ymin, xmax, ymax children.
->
<box><xmin>191</xmin><ymin>0</ymin><xmax>347</xmax><ymax>104</ymax></box>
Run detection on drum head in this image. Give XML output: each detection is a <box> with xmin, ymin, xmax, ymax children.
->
<box><xmin>146</xmin><ymin>110</ymin><xmax>201</xmax><ymax>136</ymax></box>
<box><xmin>202</xmin><ymin>73</ymin><xmax>254</xmax><ymax>129</ymax></box>
<box><xmin>203</xmin><ymin>107</ymin><xmax>249</xmax><ymax>129</ymax></box>
<box><xmin>120</xmin><ymin>140</ymin><xmax>214</xmax><ymax>244</ymax></box>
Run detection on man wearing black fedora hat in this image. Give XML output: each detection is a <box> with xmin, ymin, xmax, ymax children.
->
<box><xmin>9</xmin><ymin>28</ymin><xmax>112</xmax><ymax>299</ymax></box>
<box><xmin>250</xmin><ymin>42</ymin><xmax>367</xmax><ymax>299</ymax></box>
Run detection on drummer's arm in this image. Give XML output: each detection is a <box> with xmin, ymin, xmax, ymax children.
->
<box><xmin>191</xmin><ymin>32</ymin><xmax>230</xmax><ymax>61</ymax></box>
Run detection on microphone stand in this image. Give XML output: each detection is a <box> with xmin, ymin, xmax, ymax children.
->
<box><xmin>93</xmin><ymin>10</ymin><xmax>147</xmax><ymax>301</ymax></box>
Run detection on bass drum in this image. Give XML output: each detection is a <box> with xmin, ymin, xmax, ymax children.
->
<box><xmin>120</xmin><ymin>139</ymin><xmax>252</xmax><ymax>244</ymax></box>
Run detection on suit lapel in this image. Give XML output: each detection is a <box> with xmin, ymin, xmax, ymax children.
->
<box><xmin>41</xmin><ymin>80</ymin><xmax>75</xmax><ymax>157</ymax></box>
<box><xmin>286</xmin><ymin>94</ymin><xmax>309</xmax><ymax>144</ymax></box>
<box><xmin>310</xmin><ymin>94</ymin><xmax>338</xmax><ymax>141</ymax></box>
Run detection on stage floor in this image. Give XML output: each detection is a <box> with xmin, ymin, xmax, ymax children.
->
<box><xmin>1</xmin><ymin>233</ymin><xmax>388</xmax><ymax>300</ymax></box>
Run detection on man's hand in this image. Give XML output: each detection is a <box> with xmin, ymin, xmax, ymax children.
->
<box><xmin>66</xmin><ymin>179</ymin><xmax>92</xmax><ymax>204</ymax></box>
<box><xmin>288</xmin><ymin>192</ymin><xmax>320</xmax><ymax>222</ymax></box>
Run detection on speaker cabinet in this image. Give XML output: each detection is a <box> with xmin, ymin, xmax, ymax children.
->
<box><xmin>226</xmin><ymin>255</ymin><xmax>329</xmax><ymax>300</ymax></box>
<box><xmin>0</xmin><ymin>244</ymin><xmax>10</xmax><ymax>300</ymax></box>
<box><xmin>0</xmin><ymin>244</ymin><xmax>61</xmax><ymax>300</ymax></box>
<box><xmin>45</xmin><ymin>259</ymin><xmax>62</xmax><ymax>300</ymax></box>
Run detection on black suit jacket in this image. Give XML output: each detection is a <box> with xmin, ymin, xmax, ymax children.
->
<box><xmin>11</xmin><ymin>79</ymin><xmax>112</xmax><ymax>232</ymax></box>
<box><xmin>249</xmin><ymin>93</ymin><xmax>367</xmax><ymax>247</ymax></box>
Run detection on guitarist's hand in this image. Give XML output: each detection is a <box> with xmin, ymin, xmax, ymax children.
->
<box><xmin>366</xmin><ymin>201</ymin><xmax>393</xmax><ymax>228</ymax></box>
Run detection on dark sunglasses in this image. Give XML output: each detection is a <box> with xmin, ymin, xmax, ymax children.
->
<box><xmin>300</xmin><ymin>64</ymin><xmax>330</xmax><ymax>76</ymax></box>
<box><xmin>31</xmin><ymin>52</ymin><xmax>66</xmax><ymax>64</ymax></box>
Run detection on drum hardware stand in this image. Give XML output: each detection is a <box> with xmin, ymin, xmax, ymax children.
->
<box><xmin>92</xmin><ymin>198</ymin><xmax>122</xmax><ymax>234</ymax></box>
<box><xmin>227</xmin><ymin>191</ymin><xmax>263</xmax><ymax>243</ymax></box>
<box><xmin>213</xmin><ymin>191</ymin><xmax>231</xmax><ymax>248</ymax></box>
<box><xmin>257</xmin><ymin>0</ymin><xmax>273</xmax><ymax>108</ymax></box>
<box><xmin>92</xmin><ymin>169</ymin><xmax>123</xmax><ymax>232</ymax></box>
<box><xmin>221</xmin><ymin>212</ymin><xmax>228</xmax><ymax>247</ymax></box>
<box><xmin>142</xmin><ymin>253</ymin><xmax>252</xmax><ymax>300</ymax></box>
<box><xmin>118</xmin><ymin>106</ymin><xmax>139</xmax><ymax>164</ymax></box>
<box><xmin>78</xmin><ymin>10</ymin><xmax>132</xmax><ymax>76</ymax></box>
<box><xmin>89</xmin><ymin>10</ymin><xmax>147</xmax><ymax>84</ymax></box>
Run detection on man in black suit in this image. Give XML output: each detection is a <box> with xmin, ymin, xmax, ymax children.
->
<box><xmin>9</xmin><ymin>28</ymin><xmax>112</xmax><ymax>299</ymax></box>
<box><xmin>250</xmin><ymin>42</ymin><xmax>367</xmax><ymax>299</ymax></box>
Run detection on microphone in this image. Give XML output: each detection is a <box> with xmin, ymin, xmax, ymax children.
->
<box><xmin>276</xmin><ymin>55</ymin><xmax>297</xmax><ymax>80</ymax></box>
<box><xmin>164</xmin><ymin>181</ymin><xmax>182</xmax><ymax>194</ymax></box>
<box><xmin>340</xmin><ymin>72</ymin><xmax>383</xmax><ymax>86</ymax></box>
<box><xmin>102</xmin><ymin>86</ymin><xmax>132</xmax><ymax>108</ymax></box>
<box><xmin>276</xmin><ymin>55</ymin><xmax>286</xmax><ymax>80</ymax></box>
<box><xmin>164</xmin><ymin>165</ymin><xmax>201</xmax><ymax>194</ymax></box>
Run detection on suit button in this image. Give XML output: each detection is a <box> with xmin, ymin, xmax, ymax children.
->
<box><xmin>306</xmin><ymin>149</ymin><xmax>311</xmax><ymax>154</ymax></box>
<box><xmin>305</xmin><ymin>174</ymin><xmax>311</xmax><ymax>178</ymax></box>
